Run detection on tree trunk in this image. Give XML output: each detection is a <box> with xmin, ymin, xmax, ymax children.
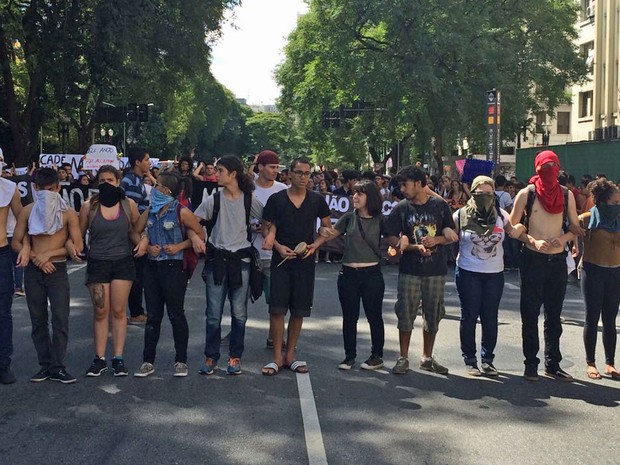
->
<box><xmin>433</xmin><ymin>132</ymin><xmax>445</xmax><ymax>175</ymax></box>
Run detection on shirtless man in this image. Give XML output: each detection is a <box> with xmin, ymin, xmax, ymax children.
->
<box><xmin>12</xmin><ymin>168</ymin><xmax>83</xmax><ymax>384</ymax></box>
<box><xmin>509</xmin><ymin>151</ymin><xmax>582</xmax><ymax>382</ymax></box>
<box><xmin>0</xmin><ymin>157</ymin><xmax>24</xmax><ymax>384</ymax></box>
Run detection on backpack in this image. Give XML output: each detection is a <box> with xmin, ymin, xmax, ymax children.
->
<box><xmin>175</xmin><ymin>203</ymin><xmax>199</xmax><ymax>279</ymax></box>
<box><xmin>206</xmin><ymin>192</ymin><xmax>263</xmax><ymax>302</ymax></box>
<box><xmin>522</xmin><ymin>184</ymin><xmax>569</xmax><ymax>233</ymax></box>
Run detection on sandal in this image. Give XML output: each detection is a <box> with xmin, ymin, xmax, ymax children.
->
<box><xmin>261</xmin><ymin>362</ymin><xmax>280</xmax><ymax>376</ymax></box>
<box><xmin>586</xmin><ymin>365</ymin><xmax>601</xmax><ymax>380</ymax></box>
<box><xmin>604</xmin><ymin>368</ymin><xmax>620</xmax><ymax>380</ymax></box>
<box><xmin>286</xmin><ymin>360</ymin><xmax>309</xmax><ymax>373</ymax></box>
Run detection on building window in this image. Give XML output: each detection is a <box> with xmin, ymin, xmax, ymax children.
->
<box><xmin>582</xmin><ymin>0</ymin><xmax>595</xmax><ymax>21</ymax></box>
<box><xmin>580</xmin><ymin>41</ymin><xmax>595</xmax><ymax>67</ymax></box>
<box><xmin>557</xmin><ymin>112</ymin><xmax>570</xmax><ymax>134</ymax></box>
<box><xmin>535</xmin><ymin>112</ymin><xmax>546</xmax><ymax>133</ymax></box>
<box><xmin>579</xmin><ymin>91</ymin><xmax>593</xmax><ymax>118</ymax></box>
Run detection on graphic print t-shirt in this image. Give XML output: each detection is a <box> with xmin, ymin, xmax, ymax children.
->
<box><xmin>384</xmin><ymin>196</ymin><xmax>455</xmax><ymax>276</ymax></box>
<box><xmin>454</xmin><ymin>208</ymin><xmax>509</xmax><ymax>273</ymax></box>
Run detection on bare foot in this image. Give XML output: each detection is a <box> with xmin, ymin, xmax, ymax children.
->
<box><xmin>586</xmin><ymin>364</ymin><xmax>601</xmax><ymax>380</ymax></box>
<box><xmin>604</xmin><ymin>365</ymin><xmax>620</xmax><ymax>380</ymax></box>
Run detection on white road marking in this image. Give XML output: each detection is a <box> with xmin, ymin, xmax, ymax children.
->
<box><xmin>67</xmin><ymin>264</ymin><xmax>87</xmax><ymax>275</ymax></box>
<box><xmin>296</xmin><ymin>373</ymin><xmax>328</xmax><ymax>465</ymax></box>
<box><xmin>504</xmin><ymin>283</ymin><xmax>520</xmax><ymax>290</ymax></box>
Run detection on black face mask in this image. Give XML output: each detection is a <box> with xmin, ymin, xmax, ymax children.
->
<box><xmin>98</xmin><ymin>182</ymin><xmax>125</xmax><ymax>207</ymax></box>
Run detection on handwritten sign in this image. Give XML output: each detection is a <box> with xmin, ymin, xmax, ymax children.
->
<box><xmin>83</xmin><ymin>144</ymin><xmax>119</xmax><ymax>171</ymax></box>
<box><xmin>39</xmin><ymin>154</ymin><xmax>84</xmax><ymax>178</ymax></box>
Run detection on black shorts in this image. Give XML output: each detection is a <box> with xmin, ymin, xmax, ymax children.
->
<box><xmin>85</xmin><ymin>256</ymin><xmax>136</xmax><ymax>285</ymax></box>
<box><xmin>268</xmin><ymin>262</ymin><xmax>315</xmax><ymax>318</ymax></box>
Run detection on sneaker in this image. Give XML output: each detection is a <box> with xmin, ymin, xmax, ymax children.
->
<box><xmin>545</xmin><ymin>367</ymin><xmax>574</xmax><ymax>382</ymax></box>
<box><xmin>174</xmin><ymin>362</ymin><xmax>189</xmax><ymax>377</ymax></box>
<box><xmin>338</xmin><ymin>358</ymin><xmax>356</xmax><ymax>370</ymax></box>
<box><xmin>49</xmin><ymin>370</ymin><xmax>77</xmax><ymax>384</ymax></box>
<box><xmin>392</xmin><ymin>357</ymin><xmax>409</xmax><ymax>375</ymax></box>
<box><xmin>198</xmin><ymin>358</ymin><xmax>217</xmax><ymax>375</ymax></box>
<box><xmin>481</xmin><ymin>362</ymin><xmax>498</xmax><ymax>377</ymax></box>
<box><xmin>30</xmin><ymin>368</ymin><xmax>50</xmax><ymax>383</ymax></box>
<box><xmin>466</xmin><ymin>363</ymin><xmax>482</xmax><ymax>377</ymax></box>
<box><xmin>128</xmin><ymin>314</ymin><xmax>147</xmax><ymax>325</ymax></box>
<box><xmin>0</xmin><ymin>366</ymin><xmax>17</xmax><ymax>384</ymax></box>
<box><xmin>112</xmin><ymin>357</ymin><xmax>128</xmax><ymax>377</ymax></box>
<box><xmin>523</xmin><ymin>365</ymin><xmax>539</xmax><ymax>381</ymax></box>
<box><xmin>134</xmin><ymin>362</ymin><xmax>155</xmax><ymax>378</ymax></box>
<box><xmin>420</xmin><ymin>357</ymin><xmax>449</xmax><ymax>375</ymax></box>
<box><xmin>221</xmin><ymin>332</ymin><xmax>231</xmax><ymax>346</ymax></box>
<box><xmin>86</xmin><ymin>357</ymin><xmax>108</xmax><ymax>377</ymax></box>
<box><xmin>14</xmin><ymin>288</ymin><xmax>25</xmax><ymax>297</ymax></box>
<box><xmin>360</xmin><ymin>356</ymin><xmax>384</xmax><ymax>371</ymax></box>
<box><xmin>227</xmin><ymin>357</ymin><xmax>242</xmax><ymax>375</ymax></box>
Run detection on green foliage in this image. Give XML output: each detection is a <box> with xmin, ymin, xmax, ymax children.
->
<box><xmin>276</xmin><ymin>0</ymin><xmax>588</xmax><ymax>171</ymax></box>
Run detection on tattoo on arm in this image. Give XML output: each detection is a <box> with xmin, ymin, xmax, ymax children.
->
<box><xmin>89</xmin><ymin>283</ymin><xmax>105</xmax><ymax>309</ymax></box>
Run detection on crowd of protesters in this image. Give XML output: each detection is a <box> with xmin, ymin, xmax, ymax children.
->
<box><xmin>0</xmin><ymin>147</ymin><xmax>618</xmax><ymax>387</ymax></box>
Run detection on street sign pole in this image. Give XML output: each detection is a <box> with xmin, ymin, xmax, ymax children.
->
<box><xmin>486</xmin><ymin>89</ymin><xmax>501</xmax><ymax>168</ymax></box>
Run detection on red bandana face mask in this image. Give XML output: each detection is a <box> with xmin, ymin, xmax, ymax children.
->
<box><xmin>529</xmin><ymin>151</ymin><xmax>564</xmax><ymax>214</ymax></box>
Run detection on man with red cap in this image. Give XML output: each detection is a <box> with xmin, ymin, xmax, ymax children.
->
<box><xmin>509</xmin><ymin>150</ymin><xmax>582</xmax><ymax>382</ymax></box>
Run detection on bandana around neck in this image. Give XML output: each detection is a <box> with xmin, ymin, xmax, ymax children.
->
<box><xmin>529</xmin><ymin>150</ymin><xmax>564</xmax><ymax>214</ymax></box>
<box><xmin>28</xmin><ymin>189</ymin><xmax>68</xmax><ymax>235</ymax></box>
<box><xmin>589</xmin><ymin>204</ymin><xmax>620</xmax><ymax>233</ymax></box>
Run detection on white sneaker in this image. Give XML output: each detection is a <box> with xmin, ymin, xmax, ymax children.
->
<box><xmin>134</xmin><ymin>362</ymin><xmax>155</xmax><ymax>378</ymax></box>
<box><xmin>174</xmin><ymin>362</ymin><xmax>188</xmax><ymax>377</ymax></box>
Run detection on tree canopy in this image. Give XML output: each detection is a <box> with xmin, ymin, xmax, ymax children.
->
<box><xmin>276</xmin><ymin>0</ymin><xmax>588</xmax><ymax>171</ymax></box>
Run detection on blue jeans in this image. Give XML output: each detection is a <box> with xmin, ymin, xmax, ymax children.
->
<box><xmin>203</xmin><ymin>261</ymin><xmax>250</xmax><ymax>361</ymax></box>
<box><xmin>7</xmin><ymin>237</ymin><xmax>23</xmax><ymax>290</ymax></box>
<box><xmin>455</xmin><ymin>266</ymin><xmax>504</xmax><ymax>364</ymax></box>
<box><xmin>0</xmin><ymin>246</ymin><xmax>15</xmax><ymax>369</ymax></box>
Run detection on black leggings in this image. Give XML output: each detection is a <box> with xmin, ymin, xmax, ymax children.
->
<box><xmin>581</xmin><ymin>262</ymin><xmax>620</xmax><ymax>366</ymax></box>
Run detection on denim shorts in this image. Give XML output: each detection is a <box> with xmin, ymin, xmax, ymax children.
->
<box><xmin>394</xmin><ymin>274</ymin><xmax>446</xmax><ymax>334</ymax></box>
<box><xmin>85</xmin><ymin>256</ymin><xmax>136</xmax><ymax>285</ymax></box>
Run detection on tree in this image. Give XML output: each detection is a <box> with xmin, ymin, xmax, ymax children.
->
<box><xmin>0</xmin><ymin>0</ymin><xmax>240</xmax><ymax>165</ymax></box>
<box><xmin>276</xmin><ymin>0</ymin><xmax>588</xmax><ymax>173</ymax></box>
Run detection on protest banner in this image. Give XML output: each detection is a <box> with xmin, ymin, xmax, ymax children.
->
<box><xmin>83</xmin><ymin>144</ymin><xmax>119</xmax><ymax>171</ymax></box>
<box><xmin>39</xmin><ymin>154</ymin><xmax>84</xmax><ymax>178</ymax></box>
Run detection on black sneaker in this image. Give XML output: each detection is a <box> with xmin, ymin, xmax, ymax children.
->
<box><xmin>481</xmin><ymin>362</ymin><xmax>498</xmax><ymax>377</ymax></box>
<box><xmin>545</xmin><ymin>367</ymin><xmax>574</xmax><ymax>382</ymax></box>
<box><xmin>49</xmin><ymin>370</ymin><xmax>77</xmax><ymax>384</ymax></box>
<box><xmin>524</xmin><ymin>365</ymin><xmax>539</xmax><ymax>382</ymax></box>
<box><xmin>86</xmin><ymin>357</ymin><xmax>108</xmax><ymax>377</ymax></box>
<box><xmin>338</xmin><ymin>358</ymin><xmax>355</xmax><ymax>370</ymax></box>
<box><xmin>466</xmin><ymin>363</ymin><xmax>483</xmax><ymax>377</ymax></box>
<box><xmin>30</xmin><ymin>368</ymin><xmax>50</xmax><ymax>383</ymax></box>
<box><xmin>360</xmin><ymin>356</ymin><xmax>384</xmax><ymax>370</ymax></box>
<box><xmin>112</xmin><ymin>357</ymin><xmax>128</xmax><ymax>377</ymax></box>
<box><xmin>0</xmin><ymin>366</ymin><xmax>17</xmax><ymax>384</ymax></box>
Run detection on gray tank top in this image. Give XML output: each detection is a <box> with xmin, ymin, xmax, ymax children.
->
<box><xmin>88</xmin><ymin>206</ymin><xmax>132</xmax><ymax>260</ymax></box>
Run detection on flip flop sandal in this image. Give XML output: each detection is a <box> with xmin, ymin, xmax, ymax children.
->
<box><xmin>605</xmin><ymin>370</ymin><xmax>620</xmax><ymax>380</ymax></box>
<box><xmin>261</xmin><ymin>362</ymin><xmax>280</xmax><ymax>376</ymax></box>
<box><xmin>586</xmin><ymin>366</ymin><xmax>601</xmax><ymax>380</ymax></box>
<box><xmin>288</xmin><ymin>360</ymin><xmax>309</xmax><ymax>373</ymax></box>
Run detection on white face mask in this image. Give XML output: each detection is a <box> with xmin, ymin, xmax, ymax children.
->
<box><xmin>28</xmin><ymin>189</ymin><xmax>68</xmax><ymax>236</ymax></box>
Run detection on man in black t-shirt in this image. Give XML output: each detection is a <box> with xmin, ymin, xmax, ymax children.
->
<box><xmin>384</xmin><ymin>166</ymin><xmax>457</xmax><ymax>375</ymax></box>
<box><xmin>260</xmin><ymin>158</ymin><xmax>331</xmax><ymax>375</ymax></box>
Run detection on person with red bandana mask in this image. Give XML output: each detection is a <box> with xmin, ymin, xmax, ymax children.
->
<box><xmin>508</xmin><ymin>150</ymin><xmax>583</xmax><ymax>382</ymax></box>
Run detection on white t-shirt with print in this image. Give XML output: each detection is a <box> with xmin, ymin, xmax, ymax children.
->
<box><xmin>454</xmin><ymin>208</ymin><xmax>509</xmax><ymax>273</ymax></box>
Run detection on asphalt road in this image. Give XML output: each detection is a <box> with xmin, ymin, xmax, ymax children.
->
<box><xmin>0</xmin><ymin>261</ymin><xmax>618</xmax><ymax>465</ymax></box>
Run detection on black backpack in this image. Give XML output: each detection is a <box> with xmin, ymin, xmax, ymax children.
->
<box><xmin>205</xmin><ymin>192</ymin><xmax>263</xmax><ymax>302</ymax></box>
<box><xmin>522</xmin><ymin>184</ymin><xmax>570</xmax><ymax>233</ymax></box>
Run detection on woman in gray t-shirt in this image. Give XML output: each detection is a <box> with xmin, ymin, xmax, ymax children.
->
<box><xmin>321</xmin><ymin>180</ymin><xmax>385</xmax><ymax>371</ymax></box>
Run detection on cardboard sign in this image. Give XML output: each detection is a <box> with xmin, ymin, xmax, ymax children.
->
<box><xmin>39</xmin><ymin>154</ymin><xmax>84</xmax><ymax>178</ymax></box>
<box><xmin>83</xmin><ymin>144</ymin><xmax>119</xmax><ymax>171</ymax></box>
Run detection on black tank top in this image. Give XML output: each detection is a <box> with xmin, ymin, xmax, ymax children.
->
<box><xmin>88</xmin><ymin>206</ymin><xmax>132</xmax><ymax>260</ymax></box>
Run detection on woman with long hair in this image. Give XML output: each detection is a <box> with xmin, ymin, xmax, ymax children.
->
<box><xmin>134</xmin><ymin>171</ymin><xmax>205</xmax><ymax>378</ymax></box>
<box><xmin>448</xmin><ymin>180</ymin><xmax>469</xmax><ymax>212</ymax></box>
<box><xmin>579</xmin><ymin>179</ymin><xmax>620</xmax><ymax>379</ymax></box>
<box><xmin>320</xmin><ymin>180</ymin><xmax>386</xmax><ymax>370</ymax></box>
<box><xmin>78</xmin><ymin>165</ymin><xmax>144</xmax><ymax>377</ymax></box>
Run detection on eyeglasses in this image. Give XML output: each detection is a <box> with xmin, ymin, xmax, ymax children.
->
<box><xmin>292</xmin><ymin>170</ymin><xmax>311</xmax><ymax>177</ymax></box>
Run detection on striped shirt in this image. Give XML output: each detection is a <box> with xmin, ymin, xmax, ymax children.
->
<box><xmin>120</xmin><ymin>172</ymin><xmax>149</xmax><ymax>212</ymax></box>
